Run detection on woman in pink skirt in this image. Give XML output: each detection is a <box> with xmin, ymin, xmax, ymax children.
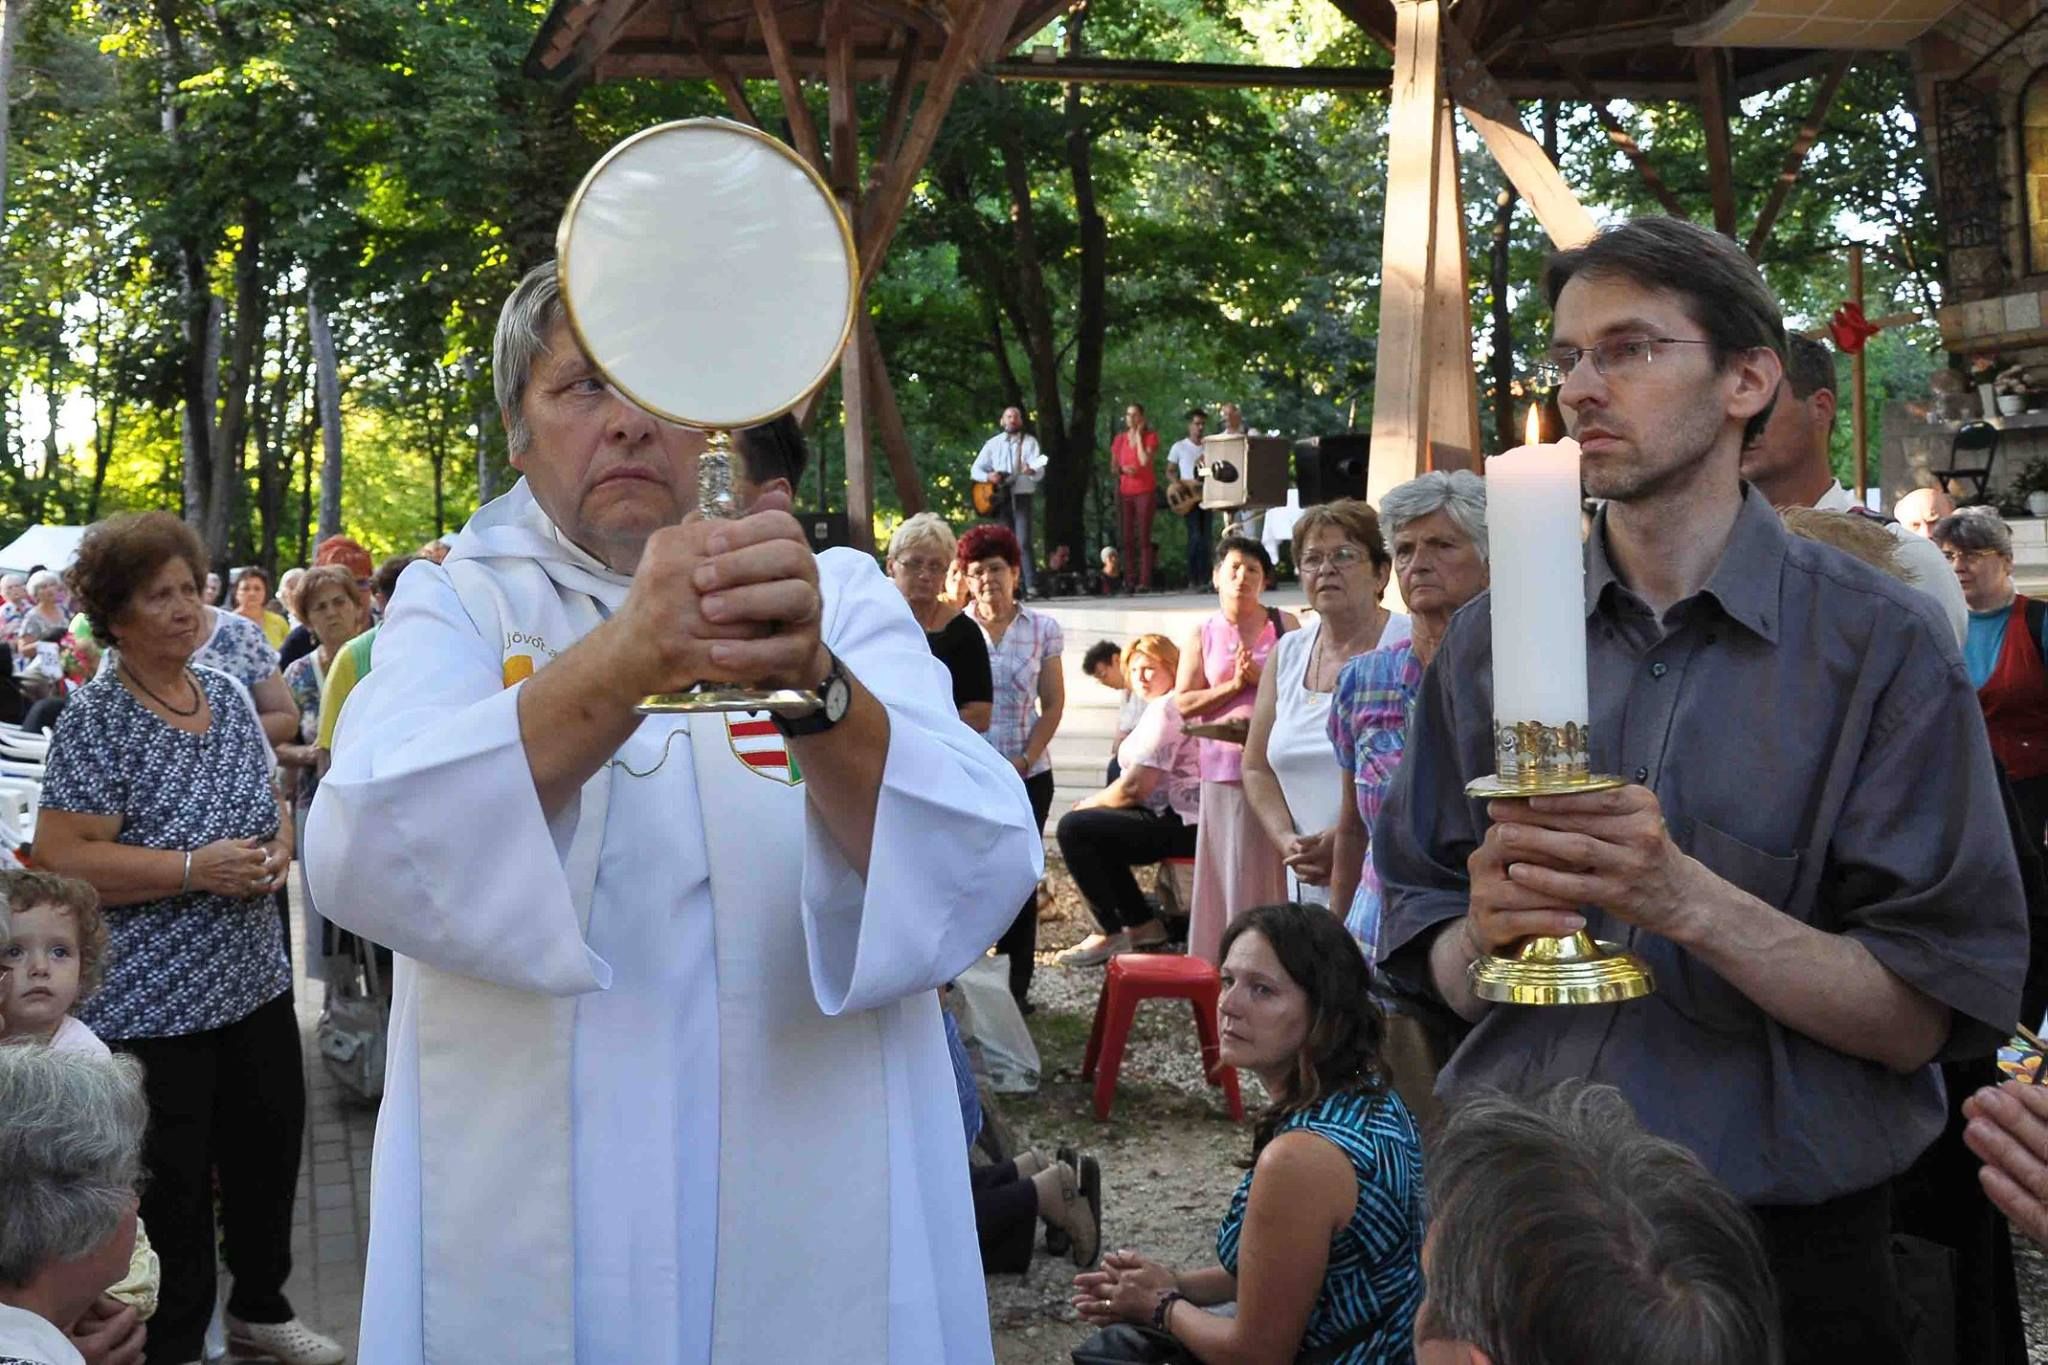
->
<box><xmin>1174</xmin><ymin>536</ymin><xmax>1298</xmax><ymax>962</ymax></box>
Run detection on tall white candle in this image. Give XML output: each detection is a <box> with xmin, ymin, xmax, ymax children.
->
<box><xmin>1485</xmin><ymin>438</ymin><xmax>1589</xmax><ymax>729</ymax></box>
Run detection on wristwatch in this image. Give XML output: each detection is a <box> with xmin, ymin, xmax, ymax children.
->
<box><xmin>771</xmin><ymin>650</ymin><xmax>852</xmax><ymax>738</ymax></box>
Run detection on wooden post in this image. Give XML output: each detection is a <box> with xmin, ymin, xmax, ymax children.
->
<box><xmin>1441</xmin><ymin>21</ymin><xmax>1596</xmax><ymax>249</ymax></box>
<box><xmin>1850</xmin><ymin>245</ymin><xmax>1868</xmax><ymax>504</ymax></box>
<box><xmin>859</xmin><ymin>315</ymin><xmax>925</xmax><ymax>514</ymax></box>
<box><xmin>824</xmin><ymin>0</ymin><xmax>873</xmax><ymax>549</ymax></box>
<box><xmin>1426</xmin><ymin>100</ymin><xmax>1481</xmax><ymax>471</ymax></box>
<box><xmin>1696</xmin><ymin>47</ymin><xmax>1737</xmax><ymax>238</ymax></box>
<box><xmin>1365</xmin><ymin>0</ymin><xmax>1443</xmax><ymax>508</ymax></box>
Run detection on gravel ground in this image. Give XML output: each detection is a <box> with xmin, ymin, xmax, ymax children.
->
<box><xmin>986</xmin><ymin>857</ymin><xmax>2048</xmax><ymax>1365</ymax></box>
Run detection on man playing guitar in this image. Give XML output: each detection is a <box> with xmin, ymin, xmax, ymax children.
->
<box><xmin>972</xmin><ymin>405</ymin><xmax>1048</xmax><ymax>595</ymax></box>
<box><xmin>1167</xmin><ymin>407</ymin><xmax>1210</xmax><ymax>582</ymax></box>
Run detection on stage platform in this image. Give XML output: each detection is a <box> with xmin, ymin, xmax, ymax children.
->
<box><xmin>1030</xmin><ymin>586</ymin><xmax>1311</xmax><ymax>828</ymax></box>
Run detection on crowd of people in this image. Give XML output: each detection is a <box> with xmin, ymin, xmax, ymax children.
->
<box><xmin>3</xmin><ymin>217</ymin><xmax>2048</xmax><ymax>1365</ymax></box>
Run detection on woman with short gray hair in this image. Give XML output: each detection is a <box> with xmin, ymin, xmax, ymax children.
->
<box><xmin>0</xmin><ymin>1048</ymin><xmax>146</xmax><ymax>1363</ymax></box>
<box><xmin>1931</xmin><ymin>508</ymin><xmax>2048</xmax><ymax>841</ymax></box>
<box><xmin>1327</xmin><ymin>470</ymin><xmax>1490</xmax><ymax>1126</ymax></box>
<box><xmin>886</xmin><ymin>513</ymin><xmax>992</xmax><ymax>733</ymax></box>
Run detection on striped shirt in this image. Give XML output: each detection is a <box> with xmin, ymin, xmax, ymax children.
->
<box><xmin>1216</xmin><ymin>1088</ymin><xmax>1425</xmax><ymax>1365</ymax></box>
<box><xmin>977</xmin><ymin>606</ymin><xmax>1063</xmax><ymax>778</ymax></box>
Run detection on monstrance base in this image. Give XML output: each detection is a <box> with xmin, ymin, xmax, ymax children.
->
<box><xmin>1465</xmin><ymin>770</ymin><xmax>1629</xmax><ymax>800</ymax></box>
<box><xmin>1469</xmin><ymin>931</ymin><xmax>1656</xmax><ymax>1006</ymax></box>
<box><xmin>636</xmin><ymin>685</ymin><xmax>821</xmax><ymax>716</ymax></box>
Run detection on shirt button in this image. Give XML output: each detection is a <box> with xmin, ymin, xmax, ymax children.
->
<box><xmin>1633</xmin><ymin>766</ymin><xmax>1649</xmax><ymax>783</ymax></box>
<box><xmin>1650</xmin><ymin>662</ymin><xmax>1668</xmax><ymax>679</ymax></box>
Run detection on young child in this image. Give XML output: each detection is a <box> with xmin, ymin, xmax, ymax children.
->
<box><xmin>0</xmin><ymin>868</ymin><xmax>111</xmax><ymax>1056</ymax></box>
<box><xmin>0</xmin><ymin>868</ymin><xmax>159</xmax><ymax>1320</ymax></box>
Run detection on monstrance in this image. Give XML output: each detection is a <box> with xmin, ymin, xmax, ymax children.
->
<box><xmin>556</xmin><ymin>117</ymin><xmax>857</xmax><ymax>714</ymax></box>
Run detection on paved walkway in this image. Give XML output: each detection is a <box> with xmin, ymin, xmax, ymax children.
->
<box><xmin>278</xmin><ymin>893</ymin><xmax>372</xmax><ymax>1360</ymax></box>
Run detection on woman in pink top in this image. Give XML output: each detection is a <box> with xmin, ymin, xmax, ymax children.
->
<box><xmin>1174</xmin><ymin>537</ymin><xmax>1298</xmax><ymax>963</ymax></box>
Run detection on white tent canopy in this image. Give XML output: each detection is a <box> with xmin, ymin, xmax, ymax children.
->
<box><xmin>0</xmin><ymin>525</ymin><xmax>88</xmax><ymax>578</ymax></box>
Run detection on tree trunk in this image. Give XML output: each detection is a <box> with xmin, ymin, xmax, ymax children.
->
<box><xmin>0</xmin><ymin>0</ymin><xmax>29</xmax><ymax>231</ymax></box>
<box><xmin>308</xmin><ymin>286</ymin><xmax>343</xmax><ymax>541</ymax></box>
<box><xmin>209</xmin><ymin>200</ymin><xmax>268</xmax><ymax>567</ymax></box>
<box><xmin>1054</xmin><ymin>2</ymin><xmax>1107</xmax><ymax>564</ymax></box>
<box><xmin>462</xmin><ymin>355</ymin><xmax>493</xmax><ymax>507</ymax></box>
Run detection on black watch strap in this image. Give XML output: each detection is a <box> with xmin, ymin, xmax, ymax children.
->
<box><xmin>770</xmin><ymin>650</ymin><xmax>851</xmax><ymax>738</ymax></box>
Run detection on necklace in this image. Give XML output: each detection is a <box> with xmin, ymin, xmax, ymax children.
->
<box><xmin>121</xmin><ymin>661</ymin><xmax>201</xmax><ymax>717</ymax></box>
<box><xmin>1310</xmin><ymin>609</ymin><xmax>1386</xmax><ymax>691</ymax></box>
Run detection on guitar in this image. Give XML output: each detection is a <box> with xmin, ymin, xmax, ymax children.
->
<box><xmin>1165</xmin><ymin>478</ymin><xmax>1205</xmax><ymax>517</ymax></box>
<box><xmin>972</xmin><ymin>471</ymin><xmax>1012</xmax><ymax>517</ymax></box>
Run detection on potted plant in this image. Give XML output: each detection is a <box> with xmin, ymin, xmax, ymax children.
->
<box><xmin>1996</xmin><ymin>364</ymin><xmax>2030</xmax><ymax>416</ymax></box>
<box><xmin>2014</xmin><ymin>454</ymin><xmax>2048</xmax><ymax>517</ymax></box>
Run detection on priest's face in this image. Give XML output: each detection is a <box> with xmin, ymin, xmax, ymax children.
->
<box><xmin>513</xmin><ymin>318</ymin><xmax>708</xmax><ymax>574</ymax></box>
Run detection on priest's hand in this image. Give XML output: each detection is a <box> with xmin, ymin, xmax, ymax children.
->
<box><xmin>615</xmin><ymin>488</ymin><xmax>827</xmax><ymax>696</ymax></box>
<box><xmin>1485</xmin><ymin>786</ymin><xmax>1709</xmax><ymax>941</ymax></box>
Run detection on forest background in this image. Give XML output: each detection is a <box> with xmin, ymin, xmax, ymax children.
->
<box><xmin>0</xmin><ymin>0</ymin><xmax>1944</xmax><ymax>572</ymax></box>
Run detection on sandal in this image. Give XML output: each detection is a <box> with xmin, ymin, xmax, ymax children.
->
<box><xmin>1044</xmin><ymin>1143</ymin><xmax>1080</xmax><ymax>1256</ymax></box>
<box><xmin>1056</xmin><ymin>933</ymin><xmax>1127</xmax><ymax>967</ymax></box>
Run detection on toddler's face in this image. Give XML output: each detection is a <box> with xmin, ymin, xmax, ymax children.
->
<box><xmin>0</xmin><ymin>903</ymin><xmax>81</xmax><ymax>1041</ymax></box>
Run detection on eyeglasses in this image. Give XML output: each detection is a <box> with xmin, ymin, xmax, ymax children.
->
<box><xmin>893</xmin><ymin>556</ymin><xmax>949</xmax><ymax>577</ymax></box>
<box><xmin>1940</xmin><ymin>547</ymin><xmax>2004</xmax><ymax>565</ymax></box>
<box><xmin>1297</xmin><ymin>546</ymin><xmax>1366</xmax><ymax>574</ymax></box>
<box><xmin>1532</xmin><ymin>337</ymin><xmax>1717</xmax><ymax>389</ymax></box>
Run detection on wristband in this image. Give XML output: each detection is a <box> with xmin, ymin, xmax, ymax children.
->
<box><xmin>1151</xmin><ymin>1290</ymin><xmax>1185</xmax><ymax>1333</ymax></box>
<box><xmin>180</xmin><ymin>851</ymin><xmax>193</xmax><ymax>895</ymax></box>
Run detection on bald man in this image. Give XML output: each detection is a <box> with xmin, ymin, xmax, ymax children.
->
<box><xmin>1896</xmin><ymin>485</ymin><xmax>1956</xmax><ymax>539</ymax></box>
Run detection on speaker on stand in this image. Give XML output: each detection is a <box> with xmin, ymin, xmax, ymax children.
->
<box><xmin>794</xmin><ymin>510</ymin><xmax>852</xmax><ymax>553</ymax></box>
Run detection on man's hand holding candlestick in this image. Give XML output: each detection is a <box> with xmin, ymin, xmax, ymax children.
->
<box><xmin>1486</xmin><ymin>786</ymin><xmax>1704</xmax><ymax>941</ymax></box>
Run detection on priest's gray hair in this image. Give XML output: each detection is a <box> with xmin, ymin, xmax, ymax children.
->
<box><xmin>0</xmin><ymin>1049</ymin><xmax>146</xmax><ymax>1288</ymax></box>
<box><xmin>887</xmin><ymin>512</ymin><xmax>958</xmax><ymax>565</ymax></box>
<box><xmin>1377</xmin><ymin>470</ymin><xmax>1489</xmax><ymax>563</ymax></box>
<box><xmin>494</xmin><ymin>262</ymin><xmax>565</xmax><ymax>459</ymax></box>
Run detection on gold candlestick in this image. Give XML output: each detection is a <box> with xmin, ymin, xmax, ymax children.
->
<box><xmin>1465</xmin><ymin>720</ymin><xmax>1655</xmax><ymax>1006</ymax></box>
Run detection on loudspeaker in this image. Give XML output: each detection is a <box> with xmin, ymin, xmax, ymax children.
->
<box><xmin>795</xmin><ymin>510</ymin><xmax>851</xmax><ymax>552</ymax></box>
<box><xmin>1200</xmin><ymin>434</ymin><xmax>1291</xmax><ymax>510</ymax></box>
<box><xmin>1294</xmin><ymin>434</ymin><xmax>1371</xmax><ymax>506</ymax></box>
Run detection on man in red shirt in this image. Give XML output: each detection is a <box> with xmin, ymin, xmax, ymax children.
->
<box><xmin>1111</xmin><ymin>403</ymin><xmax>1159</xmax><ymax>591</ymax></box>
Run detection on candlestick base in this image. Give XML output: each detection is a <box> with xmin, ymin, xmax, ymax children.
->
<box><xmin>636</xmin><ymin>686</ymin><xmax>820</xmax><ymax>716</ymax></box>
<box><xmin>1469</xmin><ymin>931</ymin><xmax>1655</xmax><ymax>1006</ymax></box>
<box><xmin>1465</xmin><ymin>770</ymin><xmax>1628</xmax><ymax>799</ymax></box>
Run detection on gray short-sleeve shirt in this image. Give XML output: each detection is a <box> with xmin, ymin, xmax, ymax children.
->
<box><xmin>1374</xmin><ymin>485</ymin><xmax>2028</xmax><ymax>1205</ymax></box>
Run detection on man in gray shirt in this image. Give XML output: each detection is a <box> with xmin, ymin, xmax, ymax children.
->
<box><xmin>1376</xmin><ymin>217</ymin><xmax>2027</xmax><ymax>1365</ymax></box>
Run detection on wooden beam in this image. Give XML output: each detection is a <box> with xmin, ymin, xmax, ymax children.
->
<box><xmin>1442</xmin><ymin>23</ymin><xmax>1596</xmax><ymax>249</ymax></box>
<box><xmin>676</xmin><ymin>5</ymin><xmax>761</xmax><ymax>126</ymax></box>
<box><xmin>1696</xmin><ymin>47</ymin><xmax>1737</xmax><ymax>238</ymax></box>
<box><xmin>748</xmin><ymin>0</ymin><xmax>825</xmax><ymax>172</ymax></box>
<box><xmin>825</xmin><ymin>0</ymin><xmax>860</xmax><ymax>197</ymax></box>
<box><xmin>857</xmin><ymin>0</ymin><xmax>1002</xmax><ymax>293</ymax></box>
<box><xmin>1745</xmin><ymin>54</ymin><xmax>1853</xmax><ymax>258</ymax></box>
<box><xmin>859</xmin><ymin>315</ymin><xmax>925</xmax><ymax>514</ymax></box>
<box><xmin>1850</xmin><ymin>245</ymin><xmax>1867</xmax><ymax>503</ymax></box>
<box><xmin>563</xmin><ymin>0</ymin><xmax>655</xmax><ymax>86</ymax></box>
<box><xmin>1570</xmin><ymin>74</ymin><xmax>1689</xmax><ymax>219</ymax></box>
<box><xmin>1366</xmin><ymin>0</ymin><xmax>1444</xmax><ymax>507</ymax></box>
<box><xmin>871</xmin><ymin>39</ymin><xmax>920</xmax><ymax>181</ymax></box>
<box><xmin>990</xmin><ymin>57</ymin><xmax>1392</xmax><ymax>90</ymax></box>
<box><xmin>1426</xmin><ymin>98</ymin><xmax>1481</xmax><ymax>472</ymax></box>
<box><xmin>839</xmin><ymin>329</ymin><xmax>874</xmax><ymax>551</ymax></box>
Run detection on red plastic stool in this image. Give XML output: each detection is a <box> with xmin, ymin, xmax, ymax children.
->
<box><xmin>1081</xmin><ymin>954</ymin><xmax>1245</xmax><ymax>1122</ymax></box>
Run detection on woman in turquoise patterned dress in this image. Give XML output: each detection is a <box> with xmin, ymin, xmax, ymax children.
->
<box><xmin>1071</xmin><ymin>903</ymin><xmax>1424</xmax><ymax>1364</ymax></box>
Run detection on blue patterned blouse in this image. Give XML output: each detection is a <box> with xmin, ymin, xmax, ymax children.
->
<box><xmin>41</xmin><ymin>667</ymin><xmax>290</xmax><ymax>1040</ymax></box>
<box><xmin>1216</xmin><ymin>1087</ymin><xmax>1426</xmax><ymax>1364</ymax></box>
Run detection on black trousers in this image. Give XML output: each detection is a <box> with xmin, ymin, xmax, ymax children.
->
<box><xmin>971</xmin><ymin>1159</ymin><xmax>1038</xmax><ymax>1274</ymax></box>
<box><xmin>1751</xmin><ymin>1184</ymin><xmax>1907</xmax><ymax>1365</ymax></box>
<box><xmin>2010</xmin><ymin>773</ymin><xmax>2048</xmax><ymax>849</ymax></box>
<box><xmin>116</xmin><ymin>991</ymin><xmax>307</xmax><ymax>1365</ymax></box>
<box><xmin>997</xmin><ymin>770</ymin><xmax>1056</xmax><ymax>1004</ymax></box>
<box><xmin>1056</xmin><ymin>804</ymin><xmax>1197</xmax><ymax>933</ymax></box>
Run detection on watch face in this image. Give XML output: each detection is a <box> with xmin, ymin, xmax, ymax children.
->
<box><xmin>825</xmin><ymin>675</ymin><xmax>851</xmax><ymax>723</ymax></box>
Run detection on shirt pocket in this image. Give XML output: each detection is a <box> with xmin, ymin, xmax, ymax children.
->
<box><xmin>1662</xmin><ymin>820</ymin><xmax>1802</xmax><ymax>1035</ymax></box>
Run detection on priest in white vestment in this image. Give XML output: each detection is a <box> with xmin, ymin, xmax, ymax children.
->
<box><xmin>305</xmin><ymin>263</ymin><xmax>1042</xmax><ymax>1365</ymax></box>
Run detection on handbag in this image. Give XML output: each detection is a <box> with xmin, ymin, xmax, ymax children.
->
<box><xmin>1071</xmin><ymin>1324</ymin><xmax>1196</xmax><ymax>1365</ymax></box>
<box><xmin>317</xmin><ymin>931</ymin><xmax>390</xmax><ymax>1102</ymax></box>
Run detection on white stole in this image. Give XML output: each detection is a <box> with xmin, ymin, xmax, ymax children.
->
<box><xmin>415</xmin><ymin>538</ymin><xmax>891</xmax><ymax>1362</ymax></box>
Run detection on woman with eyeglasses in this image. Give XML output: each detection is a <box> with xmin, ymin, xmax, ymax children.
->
<box><xmin>886</xmin><ymin>513</ymin><xmax>992</xmax><ymax>734</ymax></box>
<box><xmin>1932</xmin><ymin>509</ymin><xmax>2048</xmax><ymax>841</ymax></box>
<box><xmin>1242</xmin><ymin>502</ymin><xmax>1406</xmax><ymax>912</ymax></box>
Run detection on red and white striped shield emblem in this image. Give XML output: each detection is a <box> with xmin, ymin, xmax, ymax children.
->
<box><xmin>726</xmin><ymin>713</ymin><xmax>803</xmax><ymax>786</ymax></box>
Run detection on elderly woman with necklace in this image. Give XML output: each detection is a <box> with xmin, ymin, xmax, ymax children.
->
<box><xmin>1176</xmin><ymin>536</ymin><xmax>1298</xmax><ymax>965</ymax></box>
<box><xmin>962</xmin><ymin>522</ymin><xmax>1065</xmax><ymax>1009</ymax></box>
<box><xmin>1243</xmin><ymin>501</ymin><xmax>1406</xmax><ymax>911</ymax></box>
<box><xmin>32</xmin><ymin>511</ymin><xmax>344</xmax><ymax>1365</ymax></box>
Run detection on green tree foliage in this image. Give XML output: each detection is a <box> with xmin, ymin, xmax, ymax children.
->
<box><xmin>0</xmin><ymin>1</ymin><xmax>1949</xmax><ymax>572</ymax></box>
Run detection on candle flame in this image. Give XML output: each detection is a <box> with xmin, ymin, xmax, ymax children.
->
<box><xmin>1524</xmin><ymin>404</ymin><xmax>1542</xmax><ymax>446</ymax></box>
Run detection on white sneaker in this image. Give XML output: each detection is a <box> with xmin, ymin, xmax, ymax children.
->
<box><xmin>224</xmin><ymin>1315</ymin><xmax>346</xmax><ymax>1365</ymax></box>
<box><xmin>1056</xmin><ymin>932</ymin><xmax>1127</xmax><ymax>967</ymax></box>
